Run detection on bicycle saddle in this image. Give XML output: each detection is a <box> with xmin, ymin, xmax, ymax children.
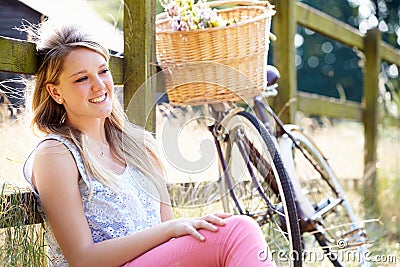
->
<box><xmin>266</xmin><ymin>65</ymin><xmax>280</xmax><ymax>86</ymax></box>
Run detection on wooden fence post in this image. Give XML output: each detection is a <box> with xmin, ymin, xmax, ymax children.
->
<box><xmin>270</xmin><ymin>0</ymin><xmax>297</xmax><ymax>123</ymax></box>
<box><xmin>123</xmin><ymin>0</ymin><xmax>157</xmax><ymax>130</ymax></box>
<box><xmin>363</xmin><ymin>28</ymin><xmax>380</xmax><ymax>210</ymax></box>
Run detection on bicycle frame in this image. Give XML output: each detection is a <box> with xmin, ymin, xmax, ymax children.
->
<box><xmin>251</xmin><ymin>88</ymin><xmax>369</xmax><ymax>257</ymax></box>
<box><xmin>252</xmin><ymin>96</ymin><xmax>318</xmax><ymax>231</ymax></box>
<box><xmin>207</xmin><ymin>104</ymin><xmax>280</xmax><ymax>217</ymax></box>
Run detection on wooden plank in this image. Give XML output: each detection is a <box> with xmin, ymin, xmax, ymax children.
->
<box><xmin>0</xmin><ymin>36</ymin><xmax>124</xmax><ymax>84</ymax></box>
<box><xmin>123</xmin><ymin>0</ymin><xmax>157</xmax><ymax>130</ymax></box>
<box><xmin>109</xmin><ymin>55</ymin><xmax>124</xmax><ymax>85</ymax></box>
<box><xmin>0</xmin><ymin>191</ymin><xmax>42</xmax><ymax>228</ymax></box>
<box><xmin>0</xmin><ymin>36</ymin><xmax>37</xmax><ymax>75</ymax></box>
<box><xmin>363</xmin><ymin>28</ymin><xmax>380</xmax><ymax>207</ymax></box>
<box><xmin>270</xmin><ymin>0</ymin><xmax>297</xmax><ymax>124</ymax></box>
<box><xmin>296</xmin><ymin>2</ymin><xmax>364</xmax><ymax>50</ymax></box>
<box><xmin>380</xmin><ymin>41</ymin><xmax>400</xmax><ymax>66</ymax></box>
<box><xmin>297</xmin><ymin>92</ymin><xmax>362</xmax><ymax>120</ymax></box>
<box><xmin>363</xmin><ymin>28</ymin><xmax>380</xmax><ymax>166</ymax></box>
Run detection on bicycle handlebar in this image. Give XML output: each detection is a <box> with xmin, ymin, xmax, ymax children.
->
<box><xmin>266</xmin><ymin>65</ymin><xmax>280</xmax><ymax>87</ymax></box>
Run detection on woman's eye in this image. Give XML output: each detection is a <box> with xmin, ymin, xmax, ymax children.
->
<box><xmin>100</xmin><ymin>69</ymin><xmax>109</xmax><ymax>74</ymax></box>
<box><xmin>75</xmin><ymin>76</ymin><xmax>88</xmax><ymax>83</ymax></box>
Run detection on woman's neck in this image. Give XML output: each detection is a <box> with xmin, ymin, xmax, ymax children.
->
<box><xmin>67</xmin><ymin>117</ymin><xmax>107</xmax><ymax>145</ymax></box>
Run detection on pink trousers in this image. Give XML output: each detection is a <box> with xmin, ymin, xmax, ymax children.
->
<box><xmin>123</xmin><ymin>215</ymin><xmax>275</xmax><ymax>267</ymax></box>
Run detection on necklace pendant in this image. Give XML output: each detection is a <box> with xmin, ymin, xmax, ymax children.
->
<box><xmin>100</xmin><ymin>151</ymin><xmax>104</xmax><ymax>157</ymax></box>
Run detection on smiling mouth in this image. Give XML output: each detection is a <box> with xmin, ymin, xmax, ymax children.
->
<box><xmin>89</xmin><ymin>93</ymin><xmax>107</xmax><ymax>103</ymax></box>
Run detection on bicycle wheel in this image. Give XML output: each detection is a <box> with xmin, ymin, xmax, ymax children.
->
<box><xmin>219</xmin><ymin>111</ymin><xmax>302</xmax><ymax>267</ymax></box>
<box><xmin>281</xmin><ymin>128</ymin><xmax>369</xmax><ymax>267</ymax></box>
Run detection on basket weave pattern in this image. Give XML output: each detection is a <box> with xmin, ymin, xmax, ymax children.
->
<box><xmin>156</xmin><ymin>4</ymin><xmax>274</xmax><ymax>106</ymax></box>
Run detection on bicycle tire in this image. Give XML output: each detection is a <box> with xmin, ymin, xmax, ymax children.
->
<box><xmin>281</xmin><ymin>128</ymin><xmax>369</xmax><ymax>267</ymax></box>
<box><xmin>220</xmin><ymin>111</ymin><xmax>302</xmax><ymax>267</ymax></box>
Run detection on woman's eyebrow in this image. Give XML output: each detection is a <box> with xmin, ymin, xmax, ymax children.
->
<box><xmin>69</xmin><ymin>70</ymin><xmax>87</xmax><ymax>78</ymax></box>
<box><xmin>99</xmin><ymin>63</ymin><xmax>108</xmax><ymax>68</ymax></box>
<box><xmin>69</xmin><ymin>63</ymin><xmax>108</xmax><ymax>78</ymax></box>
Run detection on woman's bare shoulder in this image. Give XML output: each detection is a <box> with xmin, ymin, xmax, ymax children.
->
<box><xmin>32</xmin><ymin>138</ymin><xmax>80</xmax><ymax>193</ymax></box>
<box><xmin>36</xmin><ymin>138</ymin><xmax>69</xmax><ymax>153</ymax></box>
<box><xmin>33</xmin><ymin>139</ymin><xmax>77</xmax><ymax>176</ymax></box>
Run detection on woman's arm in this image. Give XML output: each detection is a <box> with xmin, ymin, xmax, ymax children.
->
<box><xmin>161</xmin><ymin>201</ymin><xmax>174</xmax><ymax>222</ymax></box>
<box><xmin>33</xmin><ymin>140</ymin><xmax>227</xmax><ymax>267</ymax></box>
<box><xmin>33</xmin><ymin>140</ymin><xmax>174</xmax><ymax>266</ymax></box>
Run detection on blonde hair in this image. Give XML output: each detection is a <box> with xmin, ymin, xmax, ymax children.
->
<box><xmin>28</xmin><ymin>20</ymin><xmax>170</xmax><ymax>203</ymax></box>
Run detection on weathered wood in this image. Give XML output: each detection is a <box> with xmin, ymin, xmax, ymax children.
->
<box><xmin>0</xmin><ymin>191</ymin><xmax>42</xmax><ymax>228</ymax></box>
<box><xmin>296</xmin><ymin>2</ymin><xmax>364</xmax><ymax>50</ymax></box>
<box><xmin>363</xmin><ymin>28</ymin><xmax>380</xmax><ymax>208</ymax></box>
<box><xmin>123</xmin><ymin>0</ymin><xmax>157</xmax><ymax>130</ymax></box>
<box><xmin>297</xmin><ymin>92</ymin><xmax>363</xmax><ymax>121</ymax></box>
<box><xmin>0</xmin><ymin>36</ymin><xmax>124</xmax><ymax>85</ymax></box>
<box><xmin>0</xmin><ymin>36</ymin><xmax>37</xmax><ymax>75</ymax></box>
<box><xmin>109</xmin><ymin>55</ymin><xmax>124</xmax><ymax>85</ymax></box>
<box><xmin>270</xmin><ymin>0</ymin><xmax>297</xmax><ymax>124</ymax></box>
<box><xmin>380</xmin><ymin>42</ymin><xmax>400</xmax><ymax>66</ymax></box>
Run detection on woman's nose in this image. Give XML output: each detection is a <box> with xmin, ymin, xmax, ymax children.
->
<box><xmin>92</xmin><ymin>75</ymin><xmax>106</xmax><ymax>91</ymax></box>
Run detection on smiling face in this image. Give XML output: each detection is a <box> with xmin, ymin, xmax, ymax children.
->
<box><xmin>46</xmin><ymin>47</ymin><xmax>114</xmax><ymax>126</ymax></box>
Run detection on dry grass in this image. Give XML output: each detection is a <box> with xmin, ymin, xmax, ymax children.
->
<box><xmin>0</xmin><ymin>184</ymin><xmax>47</xmax><ymax>266</ymax></box>
<box><xmin>157</xmin><ymin>108</ymin><xmax>400</xmax><ymax>265</ymax></box>
<box><xmin>0</xmin><ymin>118</ymin><xmax>39</xmax><ymax>189</ymax></box>
<box><xmin>297</xmin><ymin>115</ymin><xmax>400</xmax><ymax>266</ymax></box>
<box><xmin>297</xmin><ymin>116</ymin><xmax>365</xmax><ymax>182</ymax></box>
<box><xmin>1</xmin><ymin>109</ymin><xmax>399</xmax><ymax>266</ymax></box>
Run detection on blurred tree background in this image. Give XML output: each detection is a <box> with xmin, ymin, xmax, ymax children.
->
<box><xmin>296</xmin><ymin>0</ymin><xmax>364</xmax><ymax>102</ymax></box>
<box><xmin>87</xmin><ymin>0</ymin><xmax>124</xmax><ymax>29</ymax></box>
<box><xmin>295</xmin><ymin>0</ymin><xmax>399</xmax><ymax>120</ymax></box>
<box><xmin>88</xmin><ymin>0</ymin><xmax>400</xmax><ymax>110</ymax></box>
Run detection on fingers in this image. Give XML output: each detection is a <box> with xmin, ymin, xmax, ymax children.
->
<box><xmin>189</xmin><ymin>214</ymin><xmax>232</xmax><ymax>240</ymax></box>
<box><xmin>187</xmin><ymin>218</ymin><xmax>225</xmax><ymax>241</ymax></box>
<box><xmin>169</xmin><ymin>214</ymin><xmax>233</xmax><ymax>242</ymax></box>
<box><xmin>195</xmin><ymin>219</ymin><xmax>219</xmax><ymax>232</ymax></box>
<box><xmin>214</xmin><ymin>212</ymin><xmax>232</xmax><ymax>219</ymax></box>
<box><xmin>200</xmin><ymin>213</ymin><xmax>232</xmax><ymax>226</ymax></box>
<box><xmin>185</xmin><ymin>223</ymin><xmax>206</xmax><ymax>241</ymax></box>
<box><xmin>190</xmin><ymin>219</ymin><xmax>221</xmax><ymax>241</ymax></box>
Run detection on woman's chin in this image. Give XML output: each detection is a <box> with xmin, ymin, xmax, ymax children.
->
<box><xmin>98</xmin><ymin>105</ymin><xmax>113</xmax><ymax>118</ymax></box>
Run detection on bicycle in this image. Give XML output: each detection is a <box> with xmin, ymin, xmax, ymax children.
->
<box><xmin>155</xmin><ymin>62</ymin><xmax>303</xmax><ymax>267</ymax></box>
<box><xmin>155</xmin><ymin>62</ymin><xmax>369</xmax><ymax>267</ymax></box>
<box><xmin>248</xmin><ymin>65</ymin><xmax>370</xmax><ymax>267</ymax></box>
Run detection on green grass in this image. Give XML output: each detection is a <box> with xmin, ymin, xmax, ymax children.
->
<box><xmin>0</xmin><ymin>184</ymin><xmax>47</xmax><ymax>266</ymax></box>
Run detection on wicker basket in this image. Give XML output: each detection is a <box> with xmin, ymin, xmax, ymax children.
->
<box><xmin>156</xmin><ymin>1</ymin><xmax>275</xmax><ymax>106</ymax></box>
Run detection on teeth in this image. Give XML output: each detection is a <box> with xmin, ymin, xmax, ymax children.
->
<box><xmin>89</xmin><ymin>94</ymin><xmax>106</xmax><ymax>103</ymax></box>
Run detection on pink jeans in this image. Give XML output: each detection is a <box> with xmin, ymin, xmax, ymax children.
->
<box><xmin>123</xmin><ymin>215</ymin><xmax>275</xmax><ymax>267</ymax></box>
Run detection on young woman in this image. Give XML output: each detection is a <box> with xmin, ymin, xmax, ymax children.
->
<box><xmin>23</xmin><ymin>20</ymin><xmax>275</xmax><ymax>267</ymax></box>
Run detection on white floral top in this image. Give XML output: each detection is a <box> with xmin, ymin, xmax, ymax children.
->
<box><xmin>23</xmin><ymin>134</ymin><xmax>161</xmax><ymax>266</ymax></box>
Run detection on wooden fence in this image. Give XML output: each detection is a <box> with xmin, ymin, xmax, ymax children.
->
<box><xmin>271</xmin><ymin>0</ymin><xmax>400</xmax><ymax>204</ymax></box>
<box><xmin>1</xmin><ymin>0</ymin><xmax>400</xmax><ymax>224</ymax></box>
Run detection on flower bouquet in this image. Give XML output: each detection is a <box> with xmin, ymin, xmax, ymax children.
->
<box><xmin>156</xmin><ymin>0</ymin><xmax>275</xmax><ymax>106</ymax></box>
<box><xmin>158</xmin><ymin>0</ymin><xmax>236</xmax><ymax>31</ymax></box>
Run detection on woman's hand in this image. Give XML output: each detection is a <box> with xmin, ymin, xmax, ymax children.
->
<box><xmin>166</xmin><ymin>213</ymin><xmax>232</xmax><ymax>241</ymax></box>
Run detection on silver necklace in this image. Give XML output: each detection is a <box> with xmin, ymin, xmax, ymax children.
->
<box><xmin>99</xmin><ymin>142</ymin><xmax>106</xmax><ymax>157</ymax></box>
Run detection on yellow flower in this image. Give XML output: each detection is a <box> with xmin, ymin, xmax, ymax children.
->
<box><xmin>160</xmin><ymin>0</ymin><xmax>236</xmax><ymax>31</ymax></box>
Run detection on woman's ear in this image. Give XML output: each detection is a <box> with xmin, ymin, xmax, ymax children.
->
<box><xmin>46</xmin><ymin>84</ymin><xmax>63</xmax><ymax>104</ymax></box>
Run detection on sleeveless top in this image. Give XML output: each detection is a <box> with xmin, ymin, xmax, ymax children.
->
<box><xmin>23</xmin><ymin>134</ymin><xmax>161</xmax><ymax>266</ymax></box>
